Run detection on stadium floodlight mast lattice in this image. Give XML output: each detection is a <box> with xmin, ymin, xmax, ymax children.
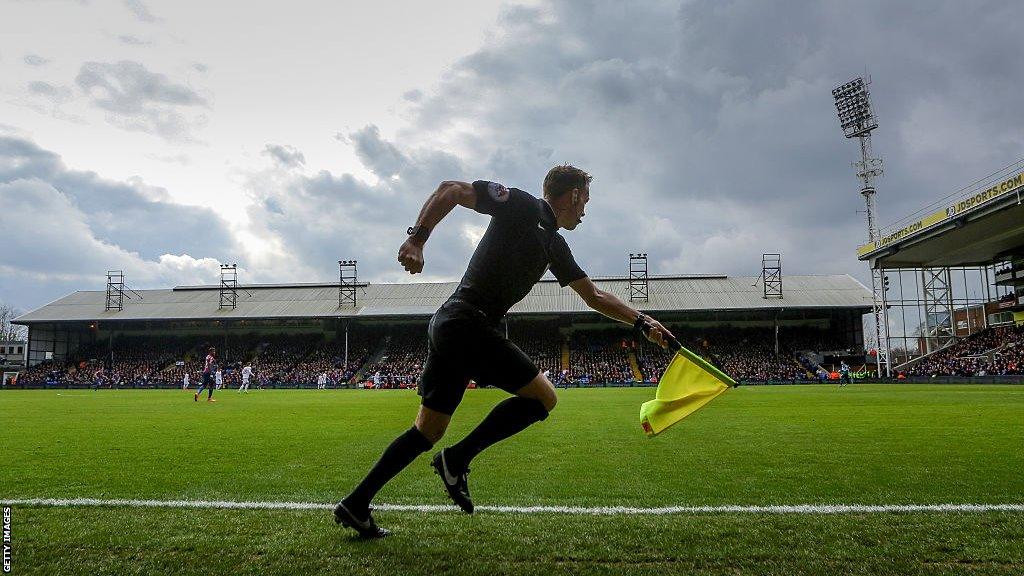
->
<box><xmin>832</xmin><ymin>76</ymin><xmax>890</xmax><ymax>377</ymax></box>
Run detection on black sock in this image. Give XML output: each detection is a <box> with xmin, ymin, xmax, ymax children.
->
<box><xmin>446</xmin><ymin>397</ymin><xmax>548</xmax><ymax>472</ymax></box>
<box><xmin>344</xmin><ymin>426</ymin><xmax>433</xmax><ymax>511</ymax></box>
<box><xmin>207</xmin><ymin>387</ymin><xmax>213</xmax><ymax>399</ymax></box>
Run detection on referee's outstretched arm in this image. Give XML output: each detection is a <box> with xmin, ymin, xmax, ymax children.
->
<box><xmin>398</xmin><ymin>180</ymin><xmax>476</xmax><ymax>274</ymax></box>
<box><xmin>569</xmin><ymin>276</ymin><xmax>674</xmax><ymax>349</ymax></box>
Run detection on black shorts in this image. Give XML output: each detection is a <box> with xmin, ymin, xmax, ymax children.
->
<box><xmin>202</xmin><ymin>373</ymin><xmax>213</xmax><ymax>386</ymax></box>
<box><xmin>419</xmin><ymin>300</ymin><xmax>539</xmax><ymax>415</ymax></box>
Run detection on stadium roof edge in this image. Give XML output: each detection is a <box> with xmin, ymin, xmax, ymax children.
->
<box><xmin>857</xmin><ymin>166</ymin><xmax>1024</xmax><ymax>267</ymax></box>
<box><xmin>14</xmin><ymin>274</ymin><xmax>872</xmax><ymax>325</ymax></box>
<box><xmin>168</xmin><ymin>273</ymin><xmax>732</xmax><ymax>291</ymax></box>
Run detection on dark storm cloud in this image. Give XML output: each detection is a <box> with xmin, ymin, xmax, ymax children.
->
<box><xmin>244</xmin><ymin>0</ymin><xmax>1023</xmax><ymax>290</ymax></box>
<box><xmin>392</xmin><ymin>0</ymin><xmax>1024</xmax><ymax>282</ymax></box>
<box><xmin>0</xmin><ymin>135</ymin><xmax>235</xmax><ymax>272</ymax></box>
<box><xmin>75</xmin><ymin>60</ymin><xmax>209</xmax><ymax>141</ymax></box>
<box><xmin>245</xmin><ymin>129</ymin><xmax>478</xmax><ymax>285</ymax></box>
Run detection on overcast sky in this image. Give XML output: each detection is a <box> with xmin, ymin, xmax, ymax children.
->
<box><xmin>2</xmin><ymin>0</ymin><xmax>1023</xmax><ymax>313</ymax></box>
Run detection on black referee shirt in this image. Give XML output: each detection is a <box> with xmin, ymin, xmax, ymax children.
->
<box><xmin>446</xmin><ymin>180</ymin><xmax>588</xmax><ymax>322</ymax></box>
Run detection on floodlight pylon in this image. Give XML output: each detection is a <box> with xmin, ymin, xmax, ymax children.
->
<box><xmin>833</xmin><ymin>76</ymin><xmax>889</xmax><ymax>377</ymax></box>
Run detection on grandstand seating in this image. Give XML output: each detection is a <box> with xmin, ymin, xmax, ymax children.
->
<box><xmin>289</xmin><ymin>333</ymin><xmax>373</xmax><ymax>387</ymax></box>
<box><xmin>363</xmin><ymin>326</ymin><xmax>426</xmax><ymax>388</ymax></box>
<box><xmin>17</xmin><ymin>323</ymin><xmax>899</xmax><ymax>387</ymax></box>
<box><xmin>908</xmin><ymin>325</ymin><xmax>1024</xmax><ymax>377</ymax></box>
<box><xmin>568</xmin><ymin>330</ymin><xmax>635</xmax><ymax>384</ymax></box>
<box><xmin>509</xmin><ymin>321</ymin><xmax>562</xmax><ymax>377</ymax></box>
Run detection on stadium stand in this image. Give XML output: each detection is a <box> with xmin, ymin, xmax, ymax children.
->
<box><xmin>362</xmin><ymin>326</ymin><xmax>427</xmax><ymax>388</ymax></box>
<box><xmin>24</xmin><ymin>322</ymin><xmax>1020</xmax><ymax>387</ymax></box>
<box><xmin>11</xmin><ymin>275</ymin><xmax>880</xmax><ymax>387</ymax></box>
<box><xmin>568</xmin><ymin>330</ymin><xmax>635</xmax><ymax>384</ymax></box>
<box><xmin>290</xmin><ymin>332</ymin><xmax>374</xmax><ymax>387</ymax></box>
<box><xmin>508</xmin><ymin>321</ymin><xmax>563</xmax><ymax>378</ymax></box>
<box><xmin>908</xmin><ymin>325</ymin><xmax>1024</xmax><ymax>377</ymax></box>
<box><xmin>16</xmin><ymin>323</ymin><xmax>843</xmax><ymax>387</ymax></box>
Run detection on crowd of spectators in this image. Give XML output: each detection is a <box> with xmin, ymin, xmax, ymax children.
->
<box><xmin>568</xmin><ymin>330</ymin><xmax>635</xmax><ymax>384</ymax></box>
<box><xmin>287</xmin><ymin>335</ymin><xmax>373</xmax><ymax>387</ymax></box>
<box><xmin>694</xmin><ymin>328</ymin><xmax>807</xmax><ymax>382</ymax></box>
<box><xmin>18</xmin><ymin>337</ymin><xmax>187</xmax><ymax>387</ymax></box>
<box><xmin>511</xmin><ymin>322</ymin><xmax>563</xmax><ymax>377</ymax></box>
<box><xmin>909</xmin><ymin>325</ymin><xmax>1024</xmax><ymax>376</ymax></box>
<box><xmin>635</xmin><ymin>326</ymin><xmax>811</xmax><ymax>383</ymax></box>
<box><xmin>44</xmin><ymin>322</ymin><xmax>1024</xmax><ymax>387</ymax></box>
<box><xmin>777</xmin><ymin>327</ymin><xmax>846</xmax><ymax>354</ymax></box>
<box><xmin>364</xmin><ymin>327</ymin><xmax>426</xmax><ymax>388</ymax></box>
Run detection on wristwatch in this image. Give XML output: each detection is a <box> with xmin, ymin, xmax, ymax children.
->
<box><xmin>633</xmin><ymin>313</ymin><xmax>651</xmax><ymax>336</ymax></box>
<box><xmin>406</xmin><ymin>225</ymin><xmax>430</xmax><ymax>245</ymax></box>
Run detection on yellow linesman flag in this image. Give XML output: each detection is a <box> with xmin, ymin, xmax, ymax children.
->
<box><xmin>640</xmin><ymin>343</ymin><xmax>737</xmax><ymax>437</ymax></box>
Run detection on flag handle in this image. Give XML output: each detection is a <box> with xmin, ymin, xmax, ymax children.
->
<box><xmin>666</xmin><ymin>336</ymin><xmax>682</xmax><ymax>352</ymax></box>
<box><xmin>635</xmin><ymin>316</ymin><xmax>682</xmax><ymax>352</ymax></box>
<box><xmin>636</xmin><ymin>318</ymin><xmax>738</xmax><ymax>387</ymax></box>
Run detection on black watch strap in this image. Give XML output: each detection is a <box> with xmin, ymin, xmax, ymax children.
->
<box><xmin>633</xmin><ymin>313</ymin><xmax>650</xmax><ymax>336</ymax></box>
<box><xmin>406</xmin><ymin>225</ymin><xmax>430</xmax><ymax>244</ymax></box>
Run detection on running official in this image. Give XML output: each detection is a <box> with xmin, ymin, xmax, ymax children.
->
<box><xmin>334</xmin><ymin>165</ymin><xmax>674</xmax><ymax>538</ymax></box>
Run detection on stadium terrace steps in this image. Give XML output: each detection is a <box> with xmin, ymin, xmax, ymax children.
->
<box><xmin>627</xmin><ymin>350</ymin><xmax>643</xmax><ymax>381</ymax></box>
<box><xmin>353</xmin><ymin>337</ymin><xmax>390</xmax><ymax>384</ymax></box>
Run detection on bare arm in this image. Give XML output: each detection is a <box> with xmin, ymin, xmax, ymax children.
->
<box><xmin>569</xmin><ymin>276</ymin><xmax>674</xmax><ymax>348</ymax></box>
<box><xmin>398</xmin><ymin>181</ymin><xmax>476</xmax><ymax>274</ymax></box>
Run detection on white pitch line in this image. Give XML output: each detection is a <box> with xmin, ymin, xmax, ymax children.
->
<box><xmin>2</xmin><ymin>498</ymin><xmax>1023</xmax><ymax>515</ymax></box>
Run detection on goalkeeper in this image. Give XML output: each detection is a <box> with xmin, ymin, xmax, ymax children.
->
<box><xmin>334</xmin><ymin>165</ymin><xmax>673</xmax><ymax>538</ymax></box>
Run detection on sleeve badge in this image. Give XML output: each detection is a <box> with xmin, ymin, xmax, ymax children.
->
<box><xmin>487</xmin><ymin>182</ymin><xmax>510</xmax><ymax>203</ymax></box>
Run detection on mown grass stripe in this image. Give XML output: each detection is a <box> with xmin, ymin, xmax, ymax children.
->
<box><xmin>3</xmin><ymin>498</ymin><xmax>1023</xmax><ymax>515</ymax></box>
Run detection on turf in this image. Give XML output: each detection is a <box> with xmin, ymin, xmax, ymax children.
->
<box><xmin>3</xmin><ymin>384</ymin><xmax>1024</xmax><ymax>575</ymax></box>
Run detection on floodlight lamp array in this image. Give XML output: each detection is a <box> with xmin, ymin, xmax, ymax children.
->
<box><xmin>832</xmin><ymin>77</ymin><xmax>877</xmax><ymax>138</ymax></box>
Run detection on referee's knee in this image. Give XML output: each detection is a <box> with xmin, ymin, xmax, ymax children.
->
<box><xmin>540</xmin><ymin>391</ymin><xmax>557</xmax><ymax>413</ymax></box>
<box><xmin>526</xmin><ymin>387</ymin><xmax>556</xmax><ymax>414</ymax></box>
<box><xmin>531</xmin><ymin>374</ymin><xmax>558</xmax><ymax>412</ymax></box>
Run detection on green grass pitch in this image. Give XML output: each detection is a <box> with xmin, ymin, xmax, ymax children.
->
<box><xmin>3</xmin><ymin>384</ymin><xmax>1023</xmax><ymax>575</ymax></box>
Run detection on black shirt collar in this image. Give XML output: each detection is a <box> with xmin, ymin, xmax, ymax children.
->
<box><xmin>539</xmin><ymin>199</ymin><xmax>558</xmax><ymax>232</ymax></box>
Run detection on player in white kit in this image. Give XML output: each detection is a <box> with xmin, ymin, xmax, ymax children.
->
<box><xmin>239</xmin><ymin>363</ymin><xmax>252</xmax><ymax>392</ymax></box>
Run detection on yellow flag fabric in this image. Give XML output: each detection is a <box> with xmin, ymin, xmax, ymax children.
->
<box><xmin>640</xmin><ymin>345</ymin><xmax>736</xmax><ymax>437</ymax></box>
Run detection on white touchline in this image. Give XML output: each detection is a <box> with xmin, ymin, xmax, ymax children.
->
<box><xmin>2</xmin><ymin>498</ymin><xmax>1023</xmax><ymax>515</ymax></box>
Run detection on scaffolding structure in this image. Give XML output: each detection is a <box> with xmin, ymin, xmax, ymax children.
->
<box><xmin>105</xmin><ymin>270</ymin><xmax>125</xmax><ymax>311</ymax></box>
<box><xmin>339</xmin><ymin>260</ymin><xmax>358</xmax><ymax>308</ymax></box>
<box><xmin>761</xmin><ymin>254</ymin><xmax>783</xmax><ymax>299</ymax></box>
<box><xmin>628</xmin><ymin>253</ymin><xmax>649</xmax><ymax>303</ymax></box>
<box><xmin>105</xmin><ymin>270</ymin><xmax>142</xmax><ymax>312</ymax></box>
<box><xmin>219</xmin><ymin>264</ymin><xmax>238</xmax><ymax>309</ymax></box>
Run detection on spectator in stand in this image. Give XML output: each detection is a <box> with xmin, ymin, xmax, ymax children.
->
<box><xmin>911</xmin><ymin>325</ymin><xmax>1024</xmax><ymax>377</ymax></box>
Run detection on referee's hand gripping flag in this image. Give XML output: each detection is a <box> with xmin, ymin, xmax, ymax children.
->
<box><xmin>635</xmin><ymin>317</ymin><xmax>738</xmax><ymax>437</ymax></box>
